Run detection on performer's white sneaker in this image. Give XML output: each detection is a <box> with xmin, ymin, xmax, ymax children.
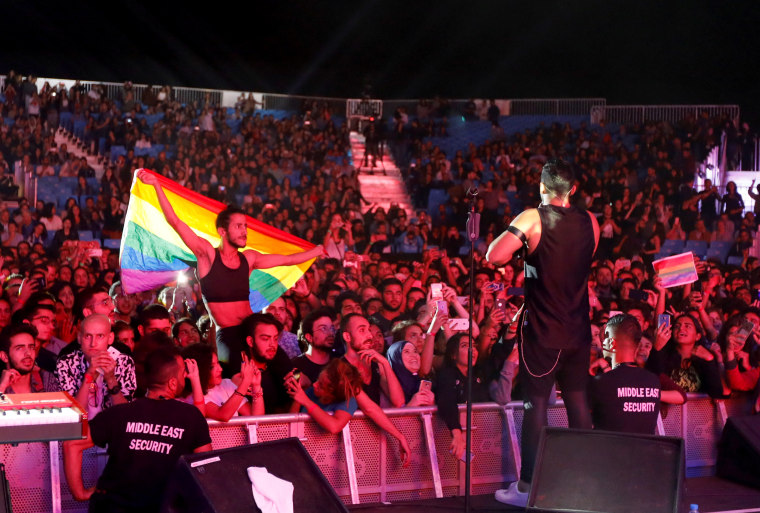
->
<box><xmin>494</xmin><ymin>481</ymin><xmax>528</xmax><ymax>507</ymax></box>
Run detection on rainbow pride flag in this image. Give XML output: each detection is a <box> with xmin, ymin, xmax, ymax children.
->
<box><xmin>652</xmin><ymin>252</ymin><xmax>698</xmax><ymax>288</ymax></box>
<box><xmin>119</xmin><ymin>169</ymin><xmax>316</xmax><ymax>311</ymax></box>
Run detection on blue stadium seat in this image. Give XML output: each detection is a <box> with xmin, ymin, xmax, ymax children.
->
<box><xmin>103</xmin><ymin>239</ymin><xmax>121</xmax><ymax>249</ymax></box>
<box><xmin>727</xmin><ymin>256</ymin><xmax>744</xmax><ymax>267</ymax></box>
<box><xmin>660</xmin><ymin>239</ymin><xmax>686</xmax><ymax>256</ymax></box>
<box><xmin>427</xmin><ymin>189</ymin><xmax>449</xmax><ymax>216</ymax></box>
<box><xmin>706</xmin><ymin>241</ymin><xmax>731</xmax><ymax>263</ymax></box>
<box><xmin>79</xmin><ymin>230</ymin><xmax>93</xmax><ymax>241</ymax></box>
<box><xmin>684</xmin><ymin>240</ymin><xmax>708</xmax><ymax>259</ymax></box>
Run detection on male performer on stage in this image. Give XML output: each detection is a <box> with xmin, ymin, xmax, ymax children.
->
<box><xmin>486</xmin><ymin>159</ymin><xmax>599</xmax><ymax>507</ymax></box>
<box><xmin>138</xmin><ymin>170</ymin><xmax>323</xmax><ymax>373</ymax></box>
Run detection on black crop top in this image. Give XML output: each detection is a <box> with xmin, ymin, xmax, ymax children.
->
<box><xmin>198</xmin><ymin>249</ymin><xmax>250</xmax><ymax>303</ymax></box>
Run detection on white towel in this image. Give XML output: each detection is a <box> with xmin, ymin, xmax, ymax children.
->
<box><xmin>247</xmin><ymin>466</ymin><xmax>294</xmax><ymax>513</ymax></box>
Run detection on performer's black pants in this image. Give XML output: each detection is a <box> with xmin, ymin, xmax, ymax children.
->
<box><xmin>518</xmin><ymin>337</ymin><xmax>592</xmax><ymax>483</ymax></box>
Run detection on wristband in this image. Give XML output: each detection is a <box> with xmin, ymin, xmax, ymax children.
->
<box><xmin>233</xmin><ymin>390</ymin><xmax>246</xmax><ymax>399</ymax></box>
<box><xmin>250</xmin><ymin>390</ymin><xmax>263</xmax><ymax>401</ymax></box>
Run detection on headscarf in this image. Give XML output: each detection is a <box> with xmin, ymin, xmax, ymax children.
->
<box><xmin>387</xmin><ymin>340</ymin><xmax>421</xmax><ymax>403</ymax></box>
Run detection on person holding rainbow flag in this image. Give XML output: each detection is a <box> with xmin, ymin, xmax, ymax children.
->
<box><xmin>133</xmin><ymin>169</ymin><xmax>323</xmax><ymax>372</ymax></box>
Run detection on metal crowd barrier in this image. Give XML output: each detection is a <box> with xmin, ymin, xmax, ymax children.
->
<box><xmin>0</xmin><ymin>394</ymin><xmax>752</xmax><ymax>513</ymax></box>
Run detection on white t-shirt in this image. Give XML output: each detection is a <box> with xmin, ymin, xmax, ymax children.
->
<box><xmin>205</xmin><ymin>379</ymin><xmax>244</xmax><ymax>417</ymax></box>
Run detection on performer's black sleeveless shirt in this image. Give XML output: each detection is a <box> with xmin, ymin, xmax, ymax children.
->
<box><xmin>522</xmin><ymin>204</ymin><xmax>595</xmax><ymax>350</ymax></box>
<box><xmin>198</xmin><ymin>249</ymin><xmax>250</xmax><ymax>303</ymax></box>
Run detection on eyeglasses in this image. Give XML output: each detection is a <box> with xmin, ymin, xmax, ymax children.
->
<box><xmin>32</xmin><ymin>316</ymin><xmax>56</xmax><ymax>325</ymax></box>
<box><xmin>89</xmin><ymin>297</ymin><xmax>113</xmax><ymax>309</ymax></box>
<box><xmin>313</xmin><ymin>325</ymin><xmax>336</xmax><ymax>335</ymax></box>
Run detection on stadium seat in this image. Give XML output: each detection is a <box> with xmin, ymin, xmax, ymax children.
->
<box><xmin>660</xmin><ymin>239</ymin><xmax>685</xmax><ymax>256</ymax></box>
<box><xmin>727</xmin><ymin>256</ymin><xmax>744</xmax><ymax>267</ymax></box>
<box><xmin>684</xmin><ymin>240</ymin><xmax>708</xmax><ymax>259</ymax></box>
<box><xmin>79</xmin><ymin>230</ymin><xmax>93</xmax><ymax>241</ymax></box>
<box><xmin>103</xmin><ymin>239</ymin><xmax>121</xmax><ymax>249</ymax></box>
<box><xmin>706</xmin><ymin>241</ymin><xmax>731</xmax><ymax>263</ymax></box>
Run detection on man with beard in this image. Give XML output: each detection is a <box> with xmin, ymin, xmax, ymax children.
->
<box><xmin>263</xmin><ymin>296</ymin><xmax>300</xmax><ymax>359</ymax></box>
<box><xmin>139</xmin><ymin>170</ymin><xmax>323</xmax><ymax>374</ymax></box>
<box><xmin>293</xmin><ymin>308</ymin><xmax>336</xmax><ymax>386</ymax></box>
<box><xmin>243</xmin><ymin>313</ymin><xmax>295</xmax><ymax>413</ymax></box>
<box><xmin>341</xmin><ymin>313</ymin><xmax>405</xmax><ymax>407</ymax></box>
<box><xmin>0</xmin><ymin>324</ymin><xmax>58</xmax><ymax>393</ymax></box>
<box><xmin>370</xmin><ymin>277</ymin><xmax>404</xmax><ymax>337</ymax></box>
<box><xmin>24</xmin><ymin>303</ymin><xmax>62</xmax><ymax>372</ymax></box>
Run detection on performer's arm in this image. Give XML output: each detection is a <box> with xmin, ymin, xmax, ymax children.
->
<box><xmin>248</xmin><ymin>245</ymin><xmax>323</xmax><ymax>270</ymax></box>
<box><xmin>587</xmin><ymin>211</ymin><xmax>601</xmax><ymax>254</ymax></box>
<box><xmin>486</xmin><ymin>209</ymin><xmax>537</xmax><ymax>266</ymax></box>
<box><xmin>137</xmin><ymin>169</ymin><xmax>212</xmax><ymax>260</ymax></box>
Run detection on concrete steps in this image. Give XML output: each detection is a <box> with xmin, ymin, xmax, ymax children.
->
<box><xmin>54</xmin><ymin>127</ymin><xmax>105</xmax><ymax>178</ymax></box>
<box><xmin>349</xmin><ymin>131</ymin><xmax>413</xmax><ymax>217</ymax></box>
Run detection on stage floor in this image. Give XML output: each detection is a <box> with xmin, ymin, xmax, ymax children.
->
<box><xmin>348</xmin><ymin>477</ymin><xmax>760</xmax><ymax>513</ymax></box>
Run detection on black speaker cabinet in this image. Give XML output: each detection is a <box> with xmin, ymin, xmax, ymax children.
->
<box><xmin>161</xmin><ymin>437</ymin><xmax>348</xmax><ymax>513</ymax></box>
<box><xmin>527</xmin><ymin>428</ymin><xmax>684</xmax><ymax>513</ymax></box>
<box><xmin>717</xmin><ymin>414</ymin><xmax>760</xmax><ymax>489</ymax></box>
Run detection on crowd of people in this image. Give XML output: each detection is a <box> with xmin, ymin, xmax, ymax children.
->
<box><xmin>0</xmin><ymin>72</ymin><xmax>759</xmax><ymax>510</ymax></box>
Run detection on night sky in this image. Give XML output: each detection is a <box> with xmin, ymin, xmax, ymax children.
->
<box><xmin>4</xmin><ymin>1</ymin><xmax>760</xmax><ymax>123</ymax></box>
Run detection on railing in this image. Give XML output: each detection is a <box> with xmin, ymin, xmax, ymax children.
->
<box><xmin>261</xmin><ymin>93</ymin><xmax>346</xmax><ymax>114</ymax></box>
<box><xmin>696</xmin><ymin>145</ymin><xmax>722</xmax><ymax>193</ymax></box>
<box><xmin>509</xmin><ymin>98</ymin><xmax>605</xmax><ymax>116</ymax></box>
<box><xmin>591</xmin><ymin>104</ymin><xmax>740</xmax><ymax>126</ymax></box>
<box><xmin>2</xmin><ymin>394</ymin><xmax>751</xmax><ymax>513</ymax></box>
<box><xmin>2</xmin><ymin>75</ymin><xmax>744</xmax><ymax>132</ymax></box>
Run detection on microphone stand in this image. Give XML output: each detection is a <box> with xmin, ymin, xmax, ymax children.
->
<box><xmin>465</xmin><ymin>188</ymin><xmax>480</xmax><ymax>513</ymax></box>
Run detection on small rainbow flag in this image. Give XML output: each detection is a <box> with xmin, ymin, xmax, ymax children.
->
<box><xmin>119</xmin><ymin>169</ymin><xmax>315</xmax><ymax>311</ymax></box>
<box><xmin>652</xmin><ymin>252</ymin><xmax>698</xmax><ymax>288</ymax></box>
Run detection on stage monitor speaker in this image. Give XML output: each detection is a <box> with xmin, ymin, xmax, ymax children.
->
<box><xmin>161</xmin><ymin>437</ymin><xmax>348</xmax><ymax>513</ymax></box>
<box><xmin>527</xmin><ymin>428</ymin><xmax>684</xmax><ymax>513</ymax></box>
<box><xmin>717</xmin><ymin>414</ymin><xmax>760</xmax><ymax>489</ymax></box>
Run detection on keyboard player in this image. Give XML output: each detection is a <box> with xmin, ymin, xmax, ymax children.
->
<box><xmin>0</xmin><ymin>324</ymin><xmax>58</xmax><ymax>394</ymax></box>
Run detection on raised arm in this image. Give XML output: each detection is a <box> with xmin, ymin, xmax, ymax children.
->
<box><xmin>248</xmin><ymin>245</ymin><xmax>323</xmax><ymax>270</ymax></box>
<box><xmin>359</xmin><ymin>350</ymin><xmax>406</xmax><ymax>407</ymax></box>
<box><xmin>137</xmin><ymin>169</ymin><xmax>212</xmax><ymax>261</ymax></box>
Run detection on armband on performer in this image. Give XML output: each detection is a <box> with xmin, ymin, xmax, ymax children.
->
<box><xmin>507</xmin><ymin>226</ymin><xmax>528</xmax><ymax>248</ymax></box>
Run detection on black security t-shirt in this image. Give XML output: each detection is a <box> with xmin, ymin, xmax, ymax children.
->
<box><xmin>89</xmin><ymin>398</ymin><xmax>211</xmax><ymax>509</ymax></box>
<box><xmin>590</xmin><ymin>364</ymin><xmax>661</xmax><ymax>434</ymax></box>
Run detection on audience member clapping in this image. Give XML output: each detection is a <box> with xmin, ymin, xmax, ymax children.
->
<box><xmin>181</xmin><ymin>344</ymin><xmax>263</xmax><ymax>420</ymax></box>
